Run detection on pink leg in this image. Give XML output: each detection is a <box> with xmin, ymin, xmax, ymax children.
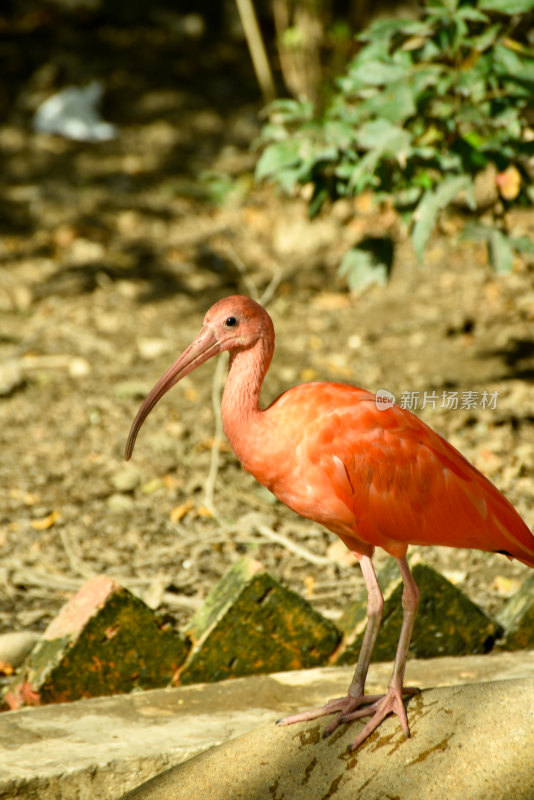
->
<box><xmin>277</xmin><ymin>554</ymin><xmax>385</xmax><ymax>730</ymax></box>
<box><xmin>342</xmin><ymin>556</ymin><xmax>420</xmax><ymax>750</ymax></box>
<box><xmin>277</xmin><ymin>556</ymin><xmax>420</xmax><ymax>752</ymax></box>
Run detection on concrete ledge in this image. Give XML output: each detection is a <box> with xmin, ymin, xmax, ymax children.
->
<box><xmin>123</xmin><ymin>677</ymin><xmax>534</xmax><ymax>800</ymax></box>
<box><xmin>0</xmin><ymin>652</ymin><xmax>533</xmax><ymax>799</ymax></box>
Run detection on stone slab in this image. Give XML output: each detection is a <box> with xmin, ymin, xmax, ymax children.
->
<box><xmin>179</xmin><ymin>556</ymin><xmax>339</xmax><ymax>684</ymax></box>
<box><xmin>4</xmin><ymin>575</ymin><xmax>190</xmax><ymax>710</ymax></box>
<box><xmin>122</xmin><ymin>678</ymin><xmax>534</xmax><ymax>800</ymax></box>
<box><xmin>336</xmin><ymin>558</ymin><xmax>500</xmax><ymax>663</ymax></box>
<box><xmin>0</xmin><ymin>651</ymin><xmax>533</xmax><ymax>799</ymax></box>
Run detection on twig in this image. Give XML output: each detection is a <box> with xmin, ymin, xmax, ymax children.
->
<box><xmin>234</xmin><ymin>0</ymin><xmax>276</xmax><ymax>102</ymax></box>
<box><xmin>162</xmin><ymin>592</ymin><xmax>203</xmax><ymax>611</ymax></box>
<box><xmin>221</xmin><ymin>242</ymin><xmax>283</xmax><ymax>305</ymax></box>
<box><xmin>58</xmin><ymin>528</ymin><xmax>96</xmax><ymax>580</ymax></box>
<box><xmin>255</xmin><ymin>523</ymin><xmax>331</xmax><ymax>566</ymax></box>
<box><xmin>258</xmin><ymin>270</ymin><xmax>283</xmax><ymax>306</ymax></box>
<box><xmin>10</xmin><ymin>569</ymin><xmax>84</xmax><ymax>592</ymax></box>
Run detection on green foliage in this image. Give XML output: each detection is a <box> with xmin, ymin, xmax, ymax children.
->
<box><xmin>256</xmin><ymin>0</ymin><xmax>534</xmax><ymax>285</ymax></box>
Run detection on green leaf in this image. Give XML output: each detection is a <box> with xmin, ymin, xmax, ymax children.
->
<box><xmin>455</xmin><ymin>6</ymin><xmax>489</xmax><ymax>22</ymax></box>
<box><xmin>488</xmin><ymin>229</ymin><xmax>513</xmax><ymax>273</ymax></box>
<box><xmin>356</xmin><ymin>119</ymin><xmax>412</xmax><ymax>156</ymax></box>
<box><xmin>412</xmin><ymin>175</ymin><xmax>471</xmax><ymax>260</ymax></box>
<box><xmin>349</xmin><ymin>60</ymin><xmax>409</xmax><ymax>87</ymax></box>
<box><xmin>337</xmin><ymin>150</ymin><xmax>382</xmax><ymax>193</ymax></box>
<box><xmin>510</xmin><ymin>234</ymin><xmax>534</xmax><ymax>255</ymax></box>
<box><xmin>458</xmin><ymin>220</ymin><xmax>491</xmax><ymax>242</ymax></box>
<box><xmin>338</xmin><ymin>247</ymin><xmax>389</xmax><ymax>291</ymax></box>
<box><xmin>308</xmin><ymin>186</ymin><xmax>329</xmax><ymax>217</ymax></box>
<box><xmin>261</xmin><ymin>98</ymin><xmax>314</xmax><ymax>124</ymax></box>
<box><xmin>493</xmin><ymin>44</ymin><xmax>527</xmax><ymax>76</ymax></box>
<box><xmin>255</xmin><ymin>141</ymin><xmax>302</xmax><ymax>182</ymax></box>
<box><xmin>480</xmin><ymin>0</ymin><xmax>534</xmax><ymax>13</ymax></box>
<box><xmin>322</xmin><ymin>120</ymin><xmax>358</xmax><ymax>148</ymax></box>
<box><xmin>361</xmin><ymin>79</ymin><xmax>417</xmax><ymax>123</ymax></box>
<box><xmin>469</xmin><ymin>24</ymin><xmax>501</xmax><ymax>52</ymax></box>
<box><xmin>357</xmin><ymin>17</ymin><xmax>425</xmax><ymax>46</ymax></box>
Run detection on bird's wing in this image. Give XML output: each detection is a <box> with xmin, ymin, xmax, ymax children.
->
<box><xmin>307</xmin><ymin>389</ymin><xmax>534</xmax><ymax>565</ymax></box>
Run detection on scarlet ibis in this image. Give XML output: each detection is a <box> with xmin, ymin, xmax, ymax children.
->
<box><xmin>125</xmin><ymin>295</ymin><xmax>534</xmax><ymax>751</ymax></box>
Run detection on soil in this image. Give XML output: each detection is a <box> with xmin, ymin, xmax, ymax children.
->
<box><xmin>1</xmin><ymin>5</ymin><xmax>533</xmax><ymax>670</ymax></box>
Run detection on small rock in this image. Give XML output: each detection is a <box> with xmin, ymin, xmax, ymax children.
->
<box><xmin>66</xmin><ymin>238</ymin><xmax>106</xmax><ymax>265</ymax></box>
<box><xmin>0</xmin><ymin>361</ymin><xmax>25</xmax><ymax>396</ymax></box>
<box><xmin>0</xmin><ymin>631</ymin><xmax>39</xmax><ymax>669</ymax></box>
<box><xmin>107</xmin><ymin>493</ymin><xmax>135</xmax><ymax>513</ymax></box>
<box><xmin>137</xmin><ymin>338</ymin><xmax>170</xmax><ymax>360</ymax></box>
<box><xmin>110</xmin><ymin>465</ymin><xmax>142</xmax><ymax>493</ymax></box>
<box><xmin>68</xmin><ymin>357</ymin><xmax>90</xmax><ymax>378</ymax></box>
<box><xmin>497</xmin><ymin>572</ymin><xmax>534</xmax><ymax>649</ymax></box>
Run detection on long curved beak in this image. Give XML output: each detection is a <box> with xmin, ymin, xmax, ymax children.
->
<box><xmin>125</xmin><ymin>325</ymin><xmax>219</xmax><ymax>460</ymax></box>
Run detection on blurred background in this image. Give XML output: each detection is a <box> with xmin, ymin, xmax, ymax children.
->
<box><xmin>0</xmin><ymin>0</ymin><xmax>533</xmax><ymax>651</ymax></box>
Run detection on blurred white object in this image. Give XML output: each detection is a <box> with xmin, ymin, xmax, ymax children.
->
<box><xmin>33</xmin><ymin>81</ymin><xmax>116</xmax><ymax>142</ymax></box>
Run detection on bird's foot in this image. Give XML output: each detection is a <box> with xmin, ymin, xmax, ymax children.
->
<box><xmin>343</xmin><ymin>685</ymin><xmax>420</xmax><ymax>751</ymax></box>
<box><xmin>277</xmin><ymin>691</ymin><xmax>384</xmax><ymax>734</ymax></box>
<box><xmin>277</xmin><ymin>685</ymin><xmax>419</xmax><ymax>751</ymax></box>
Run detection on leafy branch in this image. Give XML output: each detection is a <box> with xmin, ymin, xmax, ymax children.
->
<box><xmin>256</xmin><ymin>0</ymin><xmax>534</xmax><ymax>288</ymax></box>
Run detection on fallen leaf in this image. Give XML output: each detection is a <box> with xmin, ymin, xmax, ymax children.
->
<box><xmin>196</xmin><ymin>505</ymin><xmax>214</xmax><ymax>518</ymax></box>
<box><xmin>31</xmin><ymin>510</ymin><xmax>61</xmax><ymax>530</ymax></box>
<box><xmin>170</xmin><ymin>499</ymin><xmax>195</xmax><ymax>522</ymax></box>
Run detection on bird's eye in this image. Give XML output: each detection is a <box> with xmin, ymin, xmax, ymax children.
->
<box><xmin>225</xmin><ymin>316</ymin><xmax>238</xmax><ymax>327</ymax></box>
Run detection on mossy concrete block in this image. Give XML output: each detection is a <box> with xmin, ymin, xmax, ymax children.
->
<box><xmin>4</xmin><ymin>575</ymin><xmax>190</xmax><ymax>709</ymax></box>
<box><xmin>178</xmin><ymin>557</ymin><xmax>340</xmax><ymax>685</ymax></box>
<box><xmin>334</xmin><ymin>559</ymin><xmax>501</xmax><ymax>665</ymax></box>
<box><xmin>497</xmin><ymin>572</ymin><xmax>534</xmax><ymax>649</ymax></box>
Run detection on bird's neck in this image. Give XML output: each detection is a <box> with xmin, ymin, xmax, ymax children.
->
<box><xmin>220</xmin><ymin>338</ymin><xmax>272</xmax><ymax>467</ymax></box>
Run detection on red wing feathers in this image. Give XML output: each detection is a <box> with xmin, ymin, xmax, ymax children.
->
<box><xmin>295</xmin><ymin>386</ymin><xmax>534</xmax><ymax>566</ymax></box>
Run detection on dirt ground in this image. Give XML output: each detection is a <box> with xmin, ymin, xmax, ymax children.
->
<box><xmin>1</xmin><ymin>6</ymin><xmax>533</xmax><ymax>665</ymax></box>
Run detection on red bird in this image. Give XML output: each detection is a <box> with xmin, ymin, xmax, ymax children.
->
<box><xmin>125</xmin><ymin>295</ymin><xmax>534</xmax><ymax>751</ymax></box>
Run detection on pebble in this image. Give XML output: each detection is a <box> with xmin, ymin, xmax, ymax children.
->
<box><xmin>0</xmin><ymin>631</ymin><xmax>39</xmax><ymax>668</ymax></box>
<box><xmin>137</xmin><ymin>338</ymin><xmax>170</xmax><ymax>361</ymax></box>
<box><xmin>110</xmin><ymin>465</ymin><xmax>142</xmax><ymax>493</ymax></box>
<box><xmin>0</xmin><ymin>361</ymin><xmax>25</xmax><ymax>396</ymax></box>
<box><xmin>68</xmin><ymin>357</ymin><xmax>90</xmax><ymax>377</ymax></box>
<box><xmin>107</xmin><ymin>493</ymin><xmax>135</xmax><ymax>513</ymax></box>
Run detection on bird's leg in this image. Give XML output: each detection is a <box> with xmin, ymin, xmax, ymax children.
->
<box><xmin>341</xmin><ymin>556</ymin><xmax>420</xmax><ymax>751</ymax></box>
<box><xmin>277</xmin><ymin>554</ymin><xmax>385</xmax><ymax>731</ymax></box>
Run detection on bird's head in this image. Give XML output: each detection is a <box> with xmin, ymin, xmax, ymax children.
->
<box><xmin>203</xmin><ymin>295</ymin><xmax>273</xmax><ymax>352</ymax></box>
<box><xmin>124</xmin><ymin>296</ymin><xmax>273</xmax><ymax>460</ymax></box>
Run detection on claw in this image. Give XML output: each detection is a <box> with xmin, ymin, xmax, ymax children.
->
<box><xmin>346</xmin><ymin>685</ymin><xmax>414</xmax><ymax>751</ymax></box>
<box><xmin>277</xmin><ymin>691</ymin><xmax>384</xmax><ymax>736</ymax></box>
<box><xmin>278</xmin><ymin>685</ymin><xmax>419</xmax><ymax>751</ymax></box>
<box><xmin>277</xmin><ymin>695</ymin><xmax>365</xmax><ymax>728</ymax></box>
